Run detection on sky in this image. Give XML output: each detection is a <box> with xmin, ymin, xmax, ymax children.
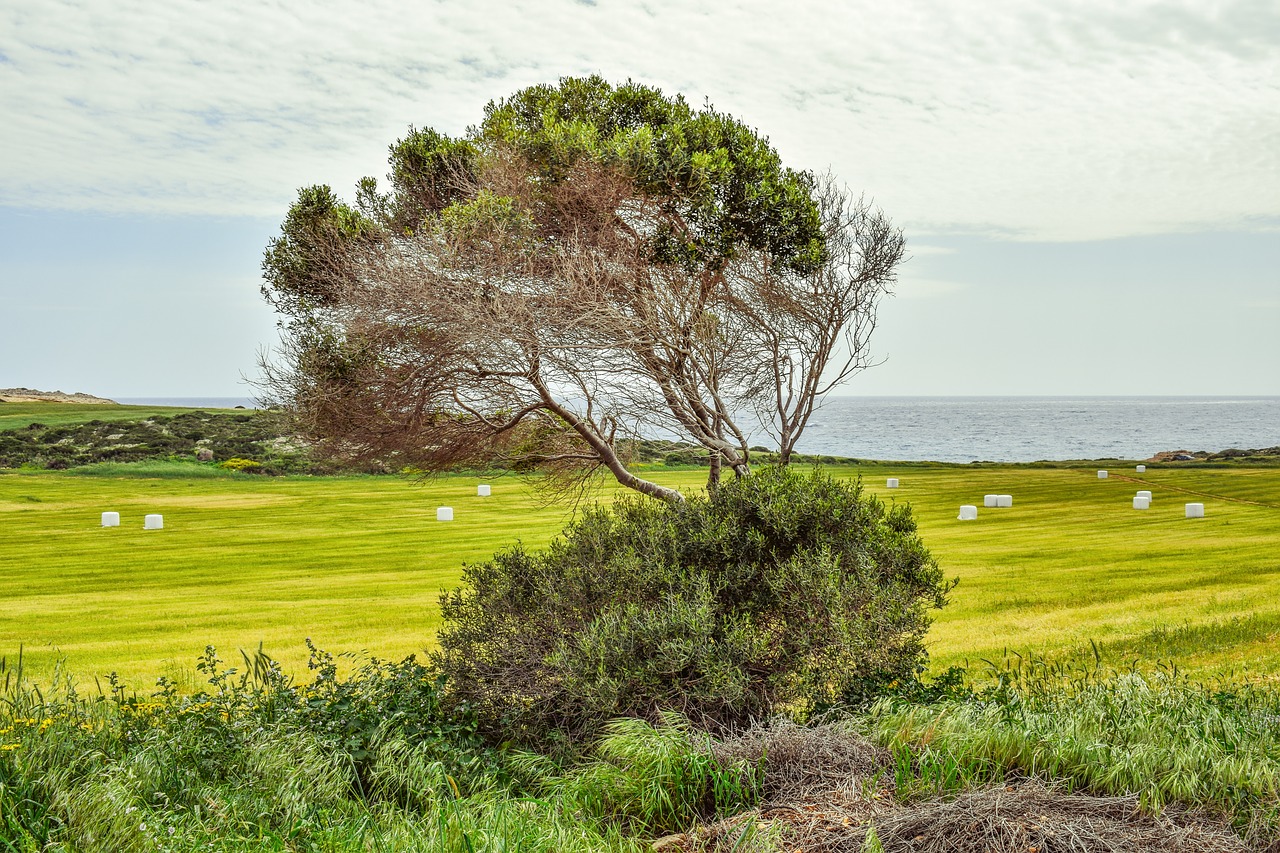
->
<box><xmin>1</xmin><ymin>0</ymin><xmax>1277</xmax><ymax>397</ymax></box>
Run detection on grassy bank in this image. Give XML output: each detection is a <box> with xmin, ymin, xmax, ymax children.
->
<box><xmin>2</xmin><ymin>653</ymin><xmax>1272</xmax><ymax>851</ymax></box>
<box><xmin>4</xmin><ymin>462</ymin><xmax>1280</xmax><ymax>686</ymax></box>
<box><xmin>0</xmin><ymin>402</ymin><xmax>248</xmax><ymax>432</ymax></box>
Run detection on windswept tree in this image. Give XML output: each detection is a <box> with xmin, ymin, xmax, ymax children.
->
<box><xmin>261</xmin><ymin>76</ymin><xmax>903</xmax><ymax>502</ymax></box>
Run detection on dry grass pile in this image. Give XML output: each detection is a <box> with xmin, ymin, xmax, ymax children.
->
<box><xmin>860</xmin><ymin>782</ymin><xmax>1255</xmax><ymax>853</ymax></box>
<box><xmin>684</xmin><ymin>720</ymin><xmax>1261</xmax><ymax>853</ymax></box>
<box><xmin>712</xmin><ymin>717</ymin><xmax>891</xmax><ymax>802</ymax></box>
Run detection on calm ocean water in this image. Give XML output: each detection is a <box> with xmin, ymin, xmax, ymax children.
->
<box><xmin>115</xmin><ymin>397</ymin><xmax>259</xmax><ymax>409</ymax></box>
<box><xmin>117</xmin><ymin>396</ymin><xmax>1279</xmax><ymax>464</ymax></box>
<box><xmin>791</xmin><ymin>396</ymin><xmax>1280</xmax><ymax>463</ymax></box>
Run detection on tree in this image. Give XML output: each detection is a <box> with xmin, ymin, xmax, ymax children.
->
<box><xmin>261</xmin><ymin>76</ymin><xmax>904</xmax><ymax>501</ymax></box>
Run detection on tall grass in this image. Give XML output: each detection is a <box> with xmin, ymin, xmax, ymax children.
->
<box><xmin>866</xmin><ymin>654</ymin><xmax>1280</xmax><ymax>840</ymax></box>
<box><xmin>540</xmin><ymin>712</ymin><xmax>762</xmax><ymax>835</ymax></box>
<box><xmin>0</xmin><ymin>650</ymin><xmax>692</xmax><ymax>852</ymax></box>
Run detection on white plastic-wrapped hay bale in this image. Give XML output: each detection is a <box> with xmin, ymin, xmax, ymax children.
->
<box><xmin>436</xmin><ymin>506</ymin><xmax>454</xmax><ymax>521</ymax></box>
<box><xmin>1133</xmin><ymin>496</ymin><xmax>1150</xmax><ymax>510</ymax></box>
<box><xmin>886</xmin><ymin>478</ymin><xmax>899</xmax><ymax>489</ymax></box>
<box><xmin>997</xmin><ymin>494</ymin><xmax>1013</xmax><ymax>507</ymax></box>
<box><xmin>1137</xmin><ymin>490</ymin><xmax>1152</xmax><ymax>501</ymax></box>
<box><xmin>143</xmin><ymin>514</ymin><xmax>164</xmax><ymax>530</ymax></box>
<box><xmin>101</xmin><ymin>511</ymin><xmax>120</xmax><ymax>528</ymax></box>
<box><xmin>1136</xmin><ymin>465</ymin><xmax>1146</xmax><ymax>473</ymax></box>
<box><xmin>477</xmin><ymin>484</ymin><xmax>491</xmax><ymax>497</ymax></box>
<box><xmin>958</xmin><ymin>505</ymin><xmax>978</xmax><ymax>520</ymax></box>
<box><xmin>1097</xmin><ymin>470</ymin><xmax>1108</xmax><ymax>479</ymax></box>
<box><xmin>1185</xmin><ymin>503</ymin><xmax>1205</xmax><ymax>518</ymax></box>
<box><xmin>984</xmin><ymin>494</ymin><xmax>999</xmax><ymax>507</ymax></box>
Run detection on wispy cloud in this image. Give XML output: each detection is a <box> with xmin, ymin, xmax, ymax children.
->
<box><xmin>1</xmin><ymin>0</ymin><xmax>1277</xmax><ymax>240</ymax></box>
<box><xmin>893</xmin><ymin>277</ymin><xmax>966</xmax><ymax>299</ymax></box>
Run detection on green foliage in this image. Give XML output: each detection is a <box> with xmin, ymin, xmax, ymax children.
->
<box><xmin>1089</xmin><ymin>614</ymin><xmax>1280</xmax><ymax>664</ymax></box>
<box><xmin>0</xmin><ymin>402</ymin><xmax>240</xmax><ymax>433</ymax></box>
<box><xmin>0</xmin><ymin>646</ymin><xmax>506</xmax><ymax>850</ymax></box>
<box><xmin>272</xmin><ymin>76</ymin><xmax>827</xmax><ymax>315</ymax></box>
<box><xmin>549</xmin><ymin>713</ymin><xmax>762</xmax><ymax>836</ymax></box>
<box><xmin>862</xmin><ymin>821</ymin><xmax>885</xmax><ymax>853</ymax></box>
<box><xmin>436</xmin><ymin>466</ymin><xmax>952</xmax><ymax>745</ymax></box>
<box><xmin>217</xmin><ymin>457</ymin><xmax>264</xmax><ymax>473</ymax></box>
<box><xmin>866</xmin><ymin>654</ymin><xmax>1280</xmax><ymax>839</ymax></box>
<box><xmin>387</xmin><ymin>125</ymin><xmax>479</xmax><ymax>227</ymax></box>
<box><xmin>261</xmin><ymin>184</ymin><xmax>376</xmax><ymax>316</ymax></box>
<box><xmin>0</xmin><ymin>648</ymin><xmax>731</xmax><ymax>852</ymax></box>
<box><xmin>439</xmin><ymin>189</ymin><xmax>535</xmax><ymax>245</ymax></box>
<box><xmin>294</xmin><ymin>641</ymin><xmax>493</xmax><ymax>788</ymax></box>
<box><xmin>480</xmin><ymin>75</ymin><xmax>825</xmax><ymax>275</ymax></box>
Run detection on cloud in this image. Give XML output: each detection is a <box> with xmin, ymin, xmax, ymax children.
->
<box><xmin>907</xmin><ymin>244</ymin><xmax>957</xmax><ymax>257</ymax></box>
<box><xmin>1</xmin><ymin>0</ymin><xmax>1277</xmax><ymax>240</ymax></box>
<box><xmin>893</xmin><ymin>277</ymin><xmax>966</xmax><ymax>299</ymax></box>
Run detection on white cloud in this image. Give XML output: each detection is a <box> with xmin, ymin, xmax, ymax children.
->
<box><xmin>1</xmin><ymin>0</ymin><xmax>1277</xmax><ymax>240</ymax></box>
<box><xmin>893</xmin><ymin>277</ymin><xmax>966</xmax><ymax>299</ymax></box>
<box><xmin>907</xmin><ymin>244</ymin><xmax>957</xmax><ymax>257</ymax></box>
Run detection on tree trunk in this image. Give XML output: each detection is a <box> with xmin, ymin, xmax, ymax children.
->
<box><xmin>707</xmin><ymin>451</ymin><xmax>722</xmax><ymax>492</ymax></box>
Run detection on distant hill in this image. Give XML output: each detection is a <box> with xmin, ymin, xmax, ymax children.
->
<box><xmin>0</xmin><ymin>388</ymin><xmax>118</xmax><ymax>404</ymax></box>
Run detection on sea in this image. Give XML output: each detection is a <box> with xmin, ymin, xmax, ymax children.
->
<box><xmin>116</xmin><ymin>397</ymin><xmax>259</xmax><ymax>410</ymax></box>
<box><xmin>115</xmin><ymin>395</ymin><xmax>1279</xmax><ymax>464</ymax></box>
<box><xmin>790</xmin><ymin>396</ymin><xmax>1280</xmax><ymax>463</ymax></box>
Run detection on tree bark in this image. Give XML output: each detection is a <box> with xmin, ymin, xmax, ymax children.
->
<box><xmin>707</xmin><ymin>450</ymin><xmax>721</xmax><ymax>492</ymax></box>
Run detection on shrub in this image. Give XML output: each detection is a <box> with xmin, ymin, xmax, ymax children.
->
<box><xmin>435</xmin><ymin>466</ymin><xmax>953</xmax><ymax>746</ymax></box>
<box><xmin>294</xmin><ymin>641</ymin><xmax>496</xmax><ymax>792</ymax></box>
<box><xmin>217</xmin><ymin>456</ymin><xmax>264</xmax><ymax>473</ymax></box>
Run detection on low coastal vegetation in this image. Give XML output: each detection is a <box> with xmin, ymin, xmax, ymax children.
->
<box><xmin>0</xmin><ymin>408</ymin><xmax>315</xmax><ymax>474</ymax></box>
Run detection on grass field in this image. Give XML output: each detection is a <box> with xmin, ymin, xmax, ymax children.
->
<box><xmin>3</xmin><ymin>459</ymin><xmax>1280</xmax><ymax>689</ymax></box>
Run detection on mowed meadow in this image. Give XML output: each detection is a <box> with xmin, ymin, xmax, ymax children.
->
<box><xmin>4</xmin><ymin>453</ymin><xmax>1279</xmax><ymax>689</ymax></box>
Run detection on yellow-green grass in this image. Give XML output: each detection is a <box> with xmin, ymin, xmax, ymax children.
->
<box><xmin>876</xmin><ymin>466</ymin><xmax>1280</xmax><ymax>682</ymax></box>
<box><xmin>0</xmin><ymin>466</ymin><xmax>712</xmax><ymax>687</ymax></box>
<box><xmin>0</xmin><ymin>400</ymin><xmax>241</xmax><ymax>432</ymax></box>
<box><xmin>3</xmin><ymin>463</ymin><xmax>1279</xmax><ymax>689</ymax></box>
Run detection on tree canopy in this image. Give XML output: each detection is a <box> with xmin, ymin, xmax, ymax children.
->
<box><xmin>262</xmin><ymin>76</ymin><xmax>904</xmax><ymax>501</ymax></box>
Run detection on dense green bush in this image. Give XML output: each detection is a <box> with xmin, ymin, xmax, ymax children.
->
<box><xmin>435</xmin><ymin>466</ymin><xmax>953</xmax><ymax>746</ymax></box>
